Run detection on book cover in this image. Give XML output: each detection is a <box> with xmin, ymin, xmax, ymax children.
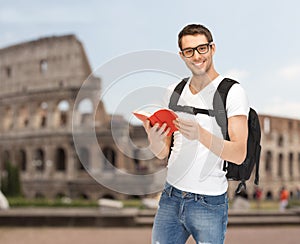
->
<box><xmin>132</xmin><ymin>108</ymin><xmax>178</xmax><ymax>136</ymax></box>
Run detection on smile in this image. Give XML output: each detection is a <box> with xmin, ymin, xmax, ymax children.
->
<box><xmin>193</xmin><ymin>61</ymin><xmax>204</xmax><ymax>67</ymax></box>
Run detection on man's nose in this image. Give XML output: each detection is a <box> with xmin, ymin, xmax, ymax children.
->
<box><xmin>192</xmin><ymin>50</ymin><xmax>202</xmax><ymax>59</ymax></box>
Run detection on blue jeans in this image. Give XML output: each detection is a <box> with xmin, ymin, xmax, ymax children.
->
<box><xmin>152</xmin><ymin>182</ymin><xmax>228</xmax><ymax>244</ymax></box>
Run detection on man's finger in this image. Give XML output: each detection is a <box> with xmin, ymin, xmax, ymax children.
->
<box><xmin>158</xmin><ymin>123</ymin><xmax>167</xmax><ymax>134</ymax></box>
<box><xmin>177</xmin><ymin>118</ymin><xmax>194</xmax><ymax>126</ymax></box>
<box><xmin>164</xmin><ymin>127</ymin><xmax>171</xmax><ymax>136</ymax></box>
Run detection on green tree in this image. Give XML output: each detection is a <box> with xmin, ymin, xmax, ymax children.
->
<box><xmin>1</xmin><ymin>161</ymin><xmax>21</xmax><ymax>197</ymax></box>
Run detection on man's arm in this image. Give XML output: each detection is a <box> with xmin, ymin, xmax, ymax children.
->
<box><xmin>221</xmin><ymin>115</ymin><xmax>248</xmax><ymax>164</ymax></box>
<box><xmin>199</xmin><ymin>115</ymin><xmax>248</xmax><ymax>164</ymax></box>
<box><xmin>174</xmin><ymin>115</ymin><xmax>248</xmax><ymax>165</ymax></box>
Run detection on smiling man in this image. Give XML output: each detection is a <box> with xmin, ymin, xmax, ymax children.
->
<box><xmin>143</xmin><ymin>24</ymin><xmax>249</xmax><ymax>244</ymax></box>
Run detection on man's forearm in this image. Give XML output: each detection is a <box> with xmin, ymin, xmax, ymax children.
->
<box><xmin>198</xmin><ymin>125</ymin><xmax>247</xmax><ymax>165</ymax></box>
<box><xmin>149</xmin><ymin>141</ymin><xmax>170</xmax><ymax>160</ymax></box>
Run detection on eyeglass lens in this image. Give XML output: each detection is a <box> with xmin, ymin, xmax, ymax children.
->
<box><xmin>182</xmin><ymin>43</ymin><xmax>210</xmax><ymax>58</ymax></box>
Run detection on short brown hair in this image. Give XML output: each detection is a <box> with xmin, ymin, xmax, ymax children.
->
<box><xmin>178</xmin><ymin>24</ymin><xmax>213</xmax><ymax>50</ymax></box>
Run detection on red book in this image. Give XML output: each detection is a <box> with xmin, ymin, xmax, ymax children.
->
<box><xmin>133</xmin><ymin>109</ymin><xmax>178</xmax><ymax>136</ymax></box>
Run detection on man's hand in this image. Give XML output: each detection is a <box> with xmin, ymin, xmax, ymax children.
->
<box><xmin>173</xmin><ymin>118</ymin><xmax>200</xmax><ymax>141</ymax></box>
<box><xmin>143</xmin><ymin>120</ymin><xmax>171</xmax><ymax>159</ymax></box>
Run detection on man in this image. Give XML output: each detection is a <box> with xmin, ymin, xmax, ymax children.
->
<box><xmin>143</xmin><ymin>24</ymin><xmax>249</xmax><ymax>244</ymax></box>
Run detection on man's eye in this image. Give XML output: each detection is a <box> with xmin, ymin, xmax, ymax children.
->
<box><xmin>198</xmin><ymin>46</ymin><xmax>207</xmax><ymax>52</ymax></box>
<box><xmin>184</xmin><ymin>49</ymin><xmax>193</xmax><ymax>55</ymax></box>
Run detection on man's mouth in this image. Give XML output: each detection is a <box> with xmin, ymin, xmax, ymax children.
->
<box><xmin>193</xmin><ymin>61</ymin><xmax>204</xmax><ymax>67</ymax></box>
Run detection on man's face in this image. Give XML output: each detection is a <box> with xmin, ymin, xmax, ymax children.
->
<box><xmin>179</xmin><ymin>34</ymin><xmax>215</xmax><ymax>77</ymax></box>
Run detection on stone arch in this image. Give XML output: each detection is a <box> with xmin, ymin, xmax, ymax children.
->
<box><xmin>278</xmin><ymin>134</ymin><xmax>284</xmax><ymax>147</ymax></box>
<box><xmin>79</xmin><ymin>193</ymin><xmax>89</xmax><ymax>200</ymax></box>
<box><xmin>278</xmin><ymin>153</ymin><xmax>284</xmax><ymax>178</ymax></box>
<box><xmin>6</xmin><ymin>66</ymin><xmax>12</xmax><ymax>78</ymax></box>
<box><xmin>18</xmin><ymin>149</ymin><xmax>27</xmax><ymax>172</ymax></box>
<box><xmin>128</xmin><ymin>195</ymin><xmax>141</xmax><ymax>200</ymax></box>
<box><xmin>55</xmin><ymin>147</ymin><xmax>66</xmax><ymax>171</ymax></box>
<box><xmin>40</xmin><ymin>59</ymin><xmax>48</xmax><ymax>74</ymax></box>
<box><xmin>77</xmin><ymin>147</ymin><xmax>90</xmax><ymax>170</ymax></box>
<box><xmin>35</xmin><ymin>102</ymin><xmax>48</xmax><ymax>128</ymax></box>
<box><xmin>3</xmin><ymin>106</ymin><xmax>13</xmax><ymax>130</ymax></box>
<box><xmin>18</xmin><ymin>105</ymin><xmax>29</xmax><ymax>128</ymax></box>
<box><xmin>34</xmin><ymin>148</ymin><xmax>45</xmax><ymax>172</ymax></box>
<box><xmin>101</xmin><ymin>194</ymin><xmax>115</xmax><ymax>200</ymax></box>
<box><xmin>54</xmin><ymin>100</ymin><xmax>70</xmax><ymax>127</ymax></box>
<box><xmin>102</xmin><ymin>146</ymin><xmax>117</xmax><ymax>170</ymax></box>
<box><xmin>1</xmin><ymin>150</ymin><xmax>11</xmax><ymax>170</ymax></box>
<box><xmin>265</xmin><ymin>151</ymin><xmax>272</xmax><ymax>176</ymax></box>
<box><xmin>77</xmin><ymin>98</ymin><xmax>94</xmax><ymax>125</ymax></box>
<box><xmin>266</xmin><ymin>190</ymin><xmax>273</xmax><ymax>200</ymax></box>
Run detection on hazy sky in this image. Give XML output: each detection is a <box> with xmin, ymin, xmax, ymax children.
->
<box><xmin>1</xmin><ymin>0</ymin><xmax>300</xmax><ymax>119</ymax></box>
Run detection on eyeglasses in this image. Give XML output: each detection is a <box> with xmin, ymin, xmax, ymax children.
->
<box><xmin>181</xmin><ymin>42</ymin><xmax>213</xmax><ymax>58</ymax></box>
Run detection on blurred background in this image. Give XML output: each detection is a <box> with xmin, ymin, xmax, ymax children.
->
<box><xmin>0</xmin><ymin>0</ymin><xmax>300</xmax><ymax>243</ymax></box>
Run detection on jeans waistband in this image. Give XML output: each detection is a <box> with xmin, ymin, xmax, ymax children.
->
<box><xmin>164</xmin><ymin>182</ymin><xmax>226</xmax><ymax>201</ymax></box>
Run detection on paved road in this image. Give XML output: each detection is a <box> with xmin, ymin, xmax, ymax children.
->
<box><xmin>0</xmin><ymin>226</ymin><xmax>299</xmax><ymax>244</ymax></box>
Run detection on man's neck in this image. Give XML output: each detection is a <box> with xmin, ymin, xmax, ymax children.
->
<box><xmin>190</xmin><ymin>71</ymin><xmax>219</xmax><ymax>94</ymax></box>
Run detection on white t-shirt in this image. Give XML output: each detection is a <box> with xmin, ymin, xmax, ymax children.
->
<box><xmin>162</xmin><ymin>75</ymin><xmax>249</xmax><ymax>195</ymax></box>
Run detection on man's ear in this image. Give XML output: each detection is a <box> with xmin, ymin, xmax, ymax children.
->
<box><xmin>211</xmin><ymin>43</ymin><xmax>216</xmax><ymax>55</ymax></box>
<box><xmin>179</xmin><ymin>51</ymin><xmax>185</xmax><ymax>60</ymax></box>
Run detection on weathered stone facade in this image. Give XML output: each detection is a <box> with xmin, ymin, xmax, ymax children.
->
<box><xmin>0</xmin><ymin>35</ymin><xmax>137</xmax><ymax>200</ymax></box>
<box><xmin>1</xmin><ymin>35</ymin><xmax>299</xmax><ymax>201</ymax></box>
<box><xmin>227</xmin><ymin>114</ymin><xmax>300</xmax><ymax>200</ymax></box>
<box><xmin>255</xmin><ymin>115</ymin><xmax>300</xmax><ymax>199</ymax></box>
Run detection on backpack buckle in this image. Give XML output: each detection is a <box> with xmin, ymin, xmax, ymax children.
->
<box><xmin>235</xmin><ymin>181</ymin><xmax>246</xmax><ymax>194</ymax></box>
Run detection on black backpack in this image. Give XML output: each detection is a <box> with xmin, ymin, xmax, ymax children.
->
<box><xmin>168</xmin><ymin>77</ymin><xmax>261</xmax><ymax>193</ymax></box>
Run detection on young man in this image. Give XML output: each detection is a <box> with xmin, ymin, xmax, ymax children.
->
<box><xmin>143</xmin><ymin>24</ymin><xmax>249</xmax><ymax>244</ymax></box>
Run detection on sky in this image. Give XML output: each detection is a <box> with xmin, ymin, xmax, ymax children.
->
<box><xmin>1</xmin><ymin>0</ymin><xmax>300</xmax><ymax>120</ymax></box>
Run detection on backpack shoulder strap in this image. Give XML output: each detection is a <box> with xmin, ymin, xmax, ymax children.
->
<box><xmin>168</xmin><ymin>78</ymin><xmax>189</xmax><ymax>110</ymax></box>
<box><xmin>215</xmin><ymin>78</ymin><xmax>239</xmax><ymax>108</ymax></box>
<box><xmin>169</xmin><ymin>78</ymin><xmax>214</xmax><ymax>116</ymax></box>
<box><xmin>167</xmin><ymin>78</ymin><xmax>188</xmax><ymax>159</ymax></box>
<box><xmin>213</xmin><ymin>78</ymin><xmax>239</xmax><ymax>139</ymax></box>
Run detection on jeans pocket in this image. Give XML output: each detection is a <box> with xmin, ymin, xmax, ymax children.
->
<box><xmin>200</xmin><ymin>194</ymin><xmax>228</xmax><ymax>210</ymax></box>
<box><xmin>161</xmin><ymin>182</ymin><xmax>172</xmax><ymax>196</ymax></box>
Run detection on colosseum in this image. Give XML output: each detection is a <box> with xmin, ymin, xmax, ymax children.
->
<box><xmin>0</xmin><ymin>35</ymin><xmax>299</xmax><ymax>201</ymax></box>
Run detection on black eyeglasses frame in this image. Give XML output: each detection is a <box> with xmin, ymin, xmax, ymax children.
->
<box><xmin>181</xmin><ymin>42</ymin><xmax>213</xmax><ymax>58</ymax></box>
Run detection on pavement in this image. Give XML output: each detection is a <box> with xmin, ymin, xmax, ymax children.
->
<box><xmin>0</xmin><ymin>226</ymin><xmax>299</xmax><ymax>244</ymax></box>
<box><xmin>0</xmin><ymin>207</ymin><xmax>300</xmax><ymax>243</ymax></box>
<box><xmin>1</xmin><ymin>207</ymin><xmax>300</xmax><ymax>227</ymax></box>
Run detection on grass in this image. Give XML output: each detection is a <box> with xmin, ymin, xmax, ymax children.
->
<box><xmin>6</xmin><ymin>197</ymin><xmax>300</xmax><ymax>210</ymax></box>
<box><xmin>7</xmin><ymin>197</ymin><xmax>144</xmax><ymax>209</ymax></box>
<box><xmin>7</xmin><ymin>197</ymin><xmax>98</xmax><ymax>208</ymax></box>
<box><xmin>122</xmin><ymin>199</ymin><xmax>144</xmax><ymax>209</ymax></box>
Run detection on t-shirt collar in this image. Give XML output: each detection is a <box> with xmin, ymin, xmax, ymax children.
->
<box><xmin>187</xmin><ymin>74</ymin><xmax>224</xmax><ymax>89</ymax></box>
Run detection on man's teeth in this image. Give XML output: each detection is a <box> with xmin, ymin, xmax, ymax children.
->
<box><xmin>194</xmin><ymin>62</ymin><xmax>203</xmax><ymax>66</ymax></box>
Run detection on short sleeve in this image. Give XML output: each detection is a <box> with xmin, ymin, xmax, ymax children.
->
<box><xmin>161</xmin><ymin>83</ymin><xmax>178</xmax><ymax>108</ymax></box>
<box><xmin>226</xmin><ymin>83</ymin><xmax>250</xmax><ymax>118</ymax></box>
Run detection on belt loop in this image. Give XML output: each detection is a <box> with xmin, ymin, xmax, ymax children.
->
<box><xmin>168</xmin><ymin>186</ymin><xmax>173</xmax><ymax>197</ymax></box>
<box><xmin>194</xmin><ymin>194</ymin><xmax>197</xmax><ymax>201</ymax></box>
